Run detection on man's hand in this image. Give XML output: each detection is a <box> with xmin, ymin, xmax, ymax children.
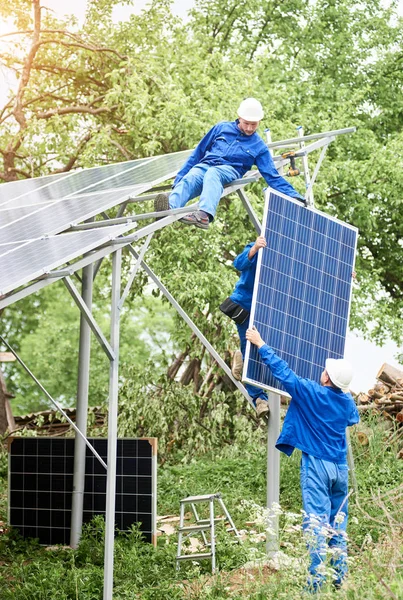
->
<box><xmin>246</xmin><ymin>326</ymin><xmax>265</xmax><ymax>348</ymax></box>
<box><xmin>254</xmin><ymin>236</ymin><xmax>266</xmax><ymax>250</ymax></box>
<box><xmin>248</xmin><ymin>236</ymin><xmax>267</xmax><ymax>259</ymax></box>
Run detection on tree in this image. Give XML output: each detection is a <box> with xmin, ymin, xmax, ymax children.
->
<box><xmin>1</xmin><ymin>0</ymin><xmax>402</xmax><ymax>418</ymax></box>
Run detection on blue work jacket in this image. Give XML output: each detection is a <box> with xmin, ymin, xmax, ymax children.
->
<box><xmin>230</xmin><ymin>242</ymin><xmax>257</xmax><ymax>311</ymax></box>
<box><xmin>173</xmin><ymin>120</ymin><xmax>303</xmax><ymax>200</ymax></box>
<box><xmin>258</xmin><ymin>345</ymin><xmax>360</xmax><ymax>464</ymax></box>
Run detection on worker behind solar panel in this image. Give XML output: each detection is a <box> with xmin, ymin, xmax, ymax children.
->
<box><xmin>219</xmin><ymin>235</ymin><xmax>269</xmax><ymax>419</ymax></box>
<box><xmin>154</xmin><ymin>98</ymin><xmax>304</xmax><ymax>230</ymax></box>
<box><xmin>246</xmin><ymin>326</ymin><xmax>360</xmax><ymax>592</ymax></box>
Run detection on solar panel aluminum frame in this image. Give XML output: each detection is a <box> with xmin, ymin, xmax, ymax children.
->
<box><xmin>243</xmin><ymin>188</ymin><xmax>358</xmax><ymax>397</ymax></box>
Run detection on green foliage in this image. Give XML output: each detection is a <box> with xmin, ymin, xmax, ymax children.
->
<box><xmin>1</xmin><ymin>420</ymin><xmax>403</xmax><ymax>599</ymax></box>
<box><xmin>118</xmin><ymin>360</ymin><xmax>263</xmax><ymax>462</ymax></box>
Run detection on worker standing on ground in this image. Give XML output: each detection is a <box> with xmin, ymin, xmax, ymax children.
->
<box><xmin>220</xmin><ymin>236</ymin><xmax>269</xmax><ymax>418</ymax></box>
<box><xmin>154</xmin><ymin>98</ymin><xmax>304</xmax><ymax>230</ymax></box>
<box><xmin>246</xmin><ymin>326</ymin><xmax>359</xmax><ymax>591</ymax></box>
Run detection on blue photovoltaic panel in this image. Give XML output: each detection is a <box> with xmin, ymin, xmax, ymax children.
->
<box><xmin>244</xmin><ymin>189</ymin><xmax>358</xmax><ymax>396</ymax></box>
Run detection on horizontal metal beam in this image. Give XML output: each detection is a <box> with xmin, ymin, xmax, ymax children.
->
<box><xmin>272</xmin><ymin>135</ymin><xmax>335</xmax><ymax>166</ymax></box>
<box><xmin>267</xmin><ymin>127</ymin><xmax>355</xmax><ymax>149</ymax></box>
<box><xmin>69</xmin><ymin>205</ymin><xmax>200</xmax><ymax>231</ymax></box>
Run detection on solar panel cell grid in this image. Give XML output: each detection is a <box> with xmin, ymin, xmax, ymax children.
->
<box><xmin>244</xmin><ymin>189</ymin><xmax>358</xmax><ymax>395</ymax></box>
<box><xmin>8</xmin><ymin>437</ymin><xmax>156</xmax><ymax>545</ymax></box>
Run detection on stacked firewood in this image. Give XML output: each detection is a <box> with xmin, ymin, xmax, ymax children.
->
<box><xmin>354</xmin><ymin>363</ymin><xmax>403</xmax><ymax>456</ymax></box>
<box><xmin>356</xmin><ymin>363</ymin><xmax>403</xmax><ymax>418</ymax></box>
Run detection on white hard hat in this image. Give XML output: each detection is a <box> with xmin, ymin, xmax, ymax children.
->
<box><xmin>237</xmin><ymin>98</ymin><xmax>264</xmax><ymax>121</ymax></box>
<box><xmin>325</xmin><ymin>358</ymin><xmax>353</xmax><ymax>392</ymax></box>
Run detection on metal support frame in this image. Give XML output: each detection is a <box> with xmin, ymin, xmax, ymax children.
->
<box><xmin>135</xmin><ymin>255</ymin><xmax>255</xmax><ymax>409</ymax></box>
<box><xmin>236</xmin><ymin>188</ymin><xmax>261</xmax><ymax>233</ymax></box>
<box><xmin>63</xmin><ymin>276</ymin><xmax>115</xmax><ymax>361</ymax></box>
<box><xmin>1</xmin><ymin>124</ymin><xmax>358</xmax><ymax>593</ymax></box>
<box><xmin>103</xmin><ymin>249</ymin><xmax>122</xmax><ymax>600</ymax></box>
<box><xmin>297</xmin><ymin>126</ymin><xmax>313</xmax><ymax>206</ymax></box>
<box><xmin>70</xmin><ymin>262</ymin><xmax>93</xmax><ymax>548</ymax></box>
<box><xmin>118</xmin><ymin>233</ymin><xmax>153</xmax><ymax>310</ymax></box>
<box><xmin>266</xmin><ymin>392</ymin><xmax>281</xmax><ymax>555</ymax></box>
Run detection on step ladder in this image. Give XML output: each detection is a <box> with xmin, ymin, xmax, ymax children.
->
<box><xmin>176</xmin><ymin>492</ymin><xmax>241</xmax><ymax>573</ymax></box>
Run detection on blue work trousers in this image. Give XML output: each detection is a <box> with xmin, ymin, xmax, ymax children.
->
<box><xmin>169</xmin><ymin>163</ymin><xmax>239</xmax><ymax>219</ymax></box>
<box><xmin>237</xmin><ymin>321</ymin><xmax>268</xmax><ymax>404</ymax></box>
<box><xmin>300</xmin><ymin>453</ymin><xmax>349</xmax><ymax>589</ymax></box>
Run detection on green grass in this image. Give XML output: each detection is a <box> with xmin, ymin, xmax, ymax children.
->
<box><xmin>0</xmin><ymin>417</ymin><xmax>402</xmax><ymax>599</ymax></box>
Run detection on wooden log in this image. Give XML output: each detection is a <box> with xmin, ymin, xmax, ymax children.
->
<box><xmin>368</xmin><ymin>389</ymin><xmax>385</xmax><ymax>400</ymax></box>
<box><xmin>374</xmin><ymin>396</ymin><xmax>391</xmax><ymax>405</ymax></box>
<box><xmin>396</xmin><ymin>448</ymin><xmax>403</xmax><ymax>460</ymax></box>
<box><xmin>357</xmin><ymin>392</ymin><xmax>370</xmax><ymax>405</ymax></box>
<box><xmin>376</xmin><ymin>363</ymin><xmax>403</xmax><ymax>388</ymax></box>
<box><xmin>373</xmin><ymin>381</ymin><xmax>391</xmax><ymax>394</ymax></box>
<box><xmin>358</xmin><ymin>402</ymin><xmax>403</xmax><ymax>413</ymax></box>
<box><xmin>396</xmin><ymin>410</ymin><xmax>403</xmax><ymax>423</ymax></box>
<box><xmin>389</xmin><ymin>393</ymin><xmax>403</xmax><ymax>402</ymax></box>
<box><xmin>354</xmin><ymin>424</ymin><xmax>373</xmax><ymax>446</ymax></box>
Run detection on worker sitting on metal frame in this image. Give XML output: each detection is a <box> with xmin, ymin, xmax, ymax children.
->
<box><xmin>154</xmin><ymin>98</ymin><xmax>304</xmax><ymax>230</ymax></box>
<box><xmin>219</xmin><ymin>236</ymin><xmax>269</xmax><ymax>418</ymax></box>
<box><xmin>246</xmin><ymin>325</ymin><xmax>359</xmax><ymax>592</ymax></box>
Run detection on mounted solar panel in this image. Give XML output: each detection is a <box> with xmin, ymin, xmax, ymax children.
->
<box><xmin>0</xmin><ymin>156</ymin><xmax>151</xmax><ymax>208</ymax></box>
<box><xmin>0</xmin><ymin>223</ymin><xmax>138</xmax><ymax>296</ymax></box>
<box><xmin>0</xmin><ymin>150</ymin><xmax>191</xmax><ymax>247</ymax></box>
<box><xmin>8</xmin><ymin>437</ymin><xmax>157</xmax><ymax>546</ymax></box>
<box><xmin>243</xmin><ymin>189</ymin><xmax>358</xmax><ymax>395</ymax></box>
<box><xmin>0</xmin><ymin>150</ymin><xmax>193</xmax><ymax>297</ymax></box>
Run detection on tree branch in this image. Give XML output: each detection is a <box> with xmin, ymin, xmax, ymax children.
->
<box><xmin>12</xmin><ymin>0</ymin><xmax>42</xmax><ymax>130</ymax></box>
<box><xmin>36</xmin><ymin>103</ymin><xmax>117</xmax><ymax>119</ymax></box>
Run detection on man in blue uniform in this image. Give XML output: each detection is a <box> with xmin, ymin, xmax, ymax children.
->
<box><xmin>154</xmin><ymin>98</ymin><xmax>304</xmax><ymax>229</ymax></box>
<box><xmin>246</xmin><ymin>325</ymin><xmax>359</xmax><ymax>591</ymax></box>
<box><xmin>225</xmin><ymin>236</ymin><xmax>269</xmax><ymax>418</ymax></box>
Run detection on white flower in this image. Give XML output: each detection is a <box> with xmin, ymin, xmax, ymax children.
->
<box><xmin>334</xmin><ymin>512</ymin><xmax>346</xmax><ymax>525</ymax></box>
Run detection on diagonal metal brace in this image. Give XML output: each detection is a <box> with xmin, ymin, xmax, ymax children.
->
<box><xmin>0</xmin><ymin>335</ymin><xmax>107</xmax><ymax>470</ymax></box>
<box><xmin>63</xmin><ymin>276</ymin><xmax>116</xmax><ymax>361</ymax></box>
<box><xmin>131</xmin><ymin>254</ymin><xmax>255</xmax><ymax>410</ymax></box>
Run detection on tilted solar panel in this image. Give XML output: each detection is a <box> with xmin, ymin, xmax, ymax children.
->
<box><xmin>0</xmin><ymin>223</ymin><xmax>138</xmax><ymax>296</ymax></box>
<box><xmin>244</xmin><ymin>189</ymin><xmax>358</xmax><ymax>395</ymax></box>
<box><xmin>0</xmin><ymin>157</ymin><xmax>150</xmax><ymax>208</ymax></box>
<box><xmin>0</xmin><ymin>185</ymin><xmax>145</xmax><ymax>246</ymax></box>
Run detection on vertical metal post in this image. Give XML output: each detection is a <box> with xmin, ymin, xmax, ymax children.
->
<box><xmin>265</xmin><ymin>129</ymin><xmax>274</xmax><ymax>156</ymax></box>
<box><xmin>70</xmin><ymin>262</ymin><xmax>94</xmax><ymax>548</ymax></box>
<box><xmin>209</xmin><ymin>497</ymin><xmax>216</xmax><ymax>573</ymax></box>
<box><xmin>297</xmin><ymin>126</ymin><xmax>314</xmax><ymax>206</ymax></box>
<box><xmin>103</xmin><ymin>249</ymin><xmax>122</xmax><ymax>600</ymax></box>
<box><xmin>266</xmin><ymin>391</ymin><xmax>281</xmax><ymax>555</ymax></box>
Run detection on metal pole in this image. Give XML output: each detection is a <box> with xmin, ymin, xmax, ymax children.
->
<box><xmin>103</xmin><ymin>249</ymin><xmax>122</xmax><ymax>600</ymax></box>
<box><xmin>297</xmin><ymin>126</ymin><xmax>314</xmax><ymax>207</ymax></box>
<box><xmin>236</xmin><ymin>189</ymin><xmax>261</xmax><ymax>234</ymax></box>
<box><xmin>70</xmin><ymin>262</ymin><xmax>93</xmax><ymax>548</ymax></box>
<box><xmin>266</xmin><ymin>391</ymin><xmax>281</xmax><ymax>555</ymax></box>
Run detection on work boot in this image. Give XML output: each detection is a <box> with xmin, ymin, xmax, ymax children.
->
<box><xmin>256</xmin><ymin>398</ymin><xmax>269</xmax><ymax>419</ymax></box>
<box><xmin>154</xmin><ymin>192</ymin><xmax>170</xmax><ymax>220</ymax></box>
<box><xmin>179</xmin><ymin>210</ymin><xmax>210</xmax><ymax>230</ymax></box>
<box><xmin>231</xmin><ymin>350</ymin><xmax>243</xmax><ymax>380</ymax></box>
